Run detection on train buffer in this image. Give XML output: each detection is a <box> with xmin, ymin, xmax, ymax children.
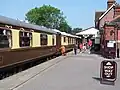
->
<box><xmin>0</xmin><ymin>51</ymin><xmax>119</xmax><ymax>90</ymax></box>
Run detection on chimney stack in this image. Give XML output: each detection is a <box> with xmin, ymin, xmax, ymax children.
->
<box><xmin>107</xmin><ymin>0</ymin><xmax>116</xmax><ymax>9</ymax></box>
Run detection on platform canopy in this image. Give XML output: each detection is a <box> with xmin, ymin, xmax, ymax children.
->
<box><xmin>52</xmin><ymin>29</ymin><xmax>81</xmax><ymax>38</ymax></box>
<box><xmin>76</xmin><ymin>27</ymin><xmax>100</xmax><ymax>38</ymax></box>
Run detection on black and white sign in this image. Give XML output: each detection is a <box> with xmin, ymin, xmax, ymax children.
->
<box><xmin>107</xmin><ymin>40</ymin><xmax>116</xmax><ymax>48</ymax></box>
<box><xmin>100</xmin><ymin>60</ymin><xmax>117</xmax><ymax>81</ymax></box>
<box><xmin>107</xmin><ymin>42</ymin><xmax>114</xmax><ymax>47</ymax></box>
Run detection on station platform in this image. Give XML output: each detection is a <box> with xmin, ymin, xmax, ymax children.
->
<box><xmin>0</xmin><ymin>50</ymin><xmax>120</xmax><ymax>90</ymax></box>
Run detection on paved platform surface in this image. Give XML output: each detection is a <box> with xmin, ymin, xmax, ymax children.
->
<box><xmin>0</xmin><ymin>50</ymin><xmax>120</xmax><ymax>90</ymax></box>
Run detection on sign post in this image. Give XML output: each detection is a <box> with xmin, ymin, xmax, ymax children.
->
<box><xmin>100</xmin><ymin>60</ymin><xmax>117</xmax><ymax>83</ymax></box>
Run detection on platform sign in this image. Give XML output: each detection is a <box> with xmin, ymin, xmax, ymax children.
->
<box><xmin>100</xmin><ymin>60</ymin><xmax>117</xmax><ymax>82</ymax></box>
<box><xmin>107</xmin><ymin>42</ymin><xmax>114</xmax><ymax>47</ymax></box>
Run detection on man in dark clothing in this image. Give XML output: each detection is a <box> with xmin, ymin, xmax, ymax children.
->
<box><xmin>74</xmin><ymin>44</ymin><xmax>77</xmax><ymax>55</ymax></box>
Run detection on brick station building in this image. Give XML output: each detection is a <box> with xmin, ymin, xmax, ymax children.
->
<box><xmin>95</xmin><ymin>0</ymin><xmax>120</xmax><ymax>58</ymax></box>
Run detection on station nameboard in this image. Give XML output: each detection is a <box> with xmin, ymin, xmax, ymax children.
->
<box><xmin>100</xmin><ymin>60</ymin><xmax>117</xmax><ymax>82</ymax></box>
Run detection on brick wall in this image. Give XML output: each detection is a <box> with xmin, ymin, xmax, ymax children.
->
<box><xmin>117</xmin><ymin>30</ymin><xmax>120</xmax><ymax>49</ymax></box>
<box><xmin>117</xmin><ymin>30</ymin><xmax>120</xmax><ymax>40</ymax></box>
<box><xmin>99</xmin><ymin>8</ymin><xmax>114</xmax><ymax>29</ymax></box>
<box><xmin>104</xmin><ymin>25</ymin><xmax>116</xmax><ymax>40</ymax></box>
<box><xmin>114</xmin><ymin>6</ymin><xmax>120</xmax><ymax>17</ymax></box>
<box><xmin>107</xmin><ymin>0</ymin><xmax>116</xmax><ymax>9</ymax></box>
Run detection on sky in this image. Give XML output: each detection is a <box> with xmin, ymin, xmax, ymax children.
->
<box><xmin>0</xmin><ymin>0</ymin><xmax>120</xmax><ymax>29</ymax></box>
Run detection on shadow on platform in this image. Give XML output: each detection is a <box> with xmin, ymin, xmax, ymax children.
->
<box><xmin>90</xmin><ymin>50</ymin><xmax>103</xmax><ymax>57</ymax></box>
<box><xmin>92</xmin><ymin>77</ymin><xmax>115</xmax><ymax>86</ymax></box>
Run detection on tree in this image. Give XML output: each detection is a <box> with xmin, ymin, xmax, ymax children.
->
<box><xmin>58</xmin><ymin>21</ymin><xmax>72</xmax><ymax>33</ymax></box>
<box><xmin>25</xmin><ymin>5</ymin><xmax>69</xmax><ymax>32</ymax></box>
<box><xmin>72</xmin><ymin>28</ymin><xmax>82</xmax><ymax>35</ymax></box>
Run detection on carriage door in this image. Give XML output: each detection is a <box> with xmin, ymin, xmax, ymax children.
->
<box><xmin>56</xmin><ymin>33</ymin><xmax>61</xmax><ymax>48</ymax></box>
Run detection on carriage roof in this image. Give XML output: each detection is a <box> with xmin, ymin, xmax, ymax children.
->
<box><xmin>0</xmin><ymin>15</ymin><xmax>56</xmax><ymax>34</ymax></box>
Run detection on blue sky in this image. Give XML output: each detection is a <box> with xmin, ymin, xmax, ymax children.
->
<box><xmin>0</xmin><ymin>0</ymin><xmax>119</xmax><ymax>29</ymax></box>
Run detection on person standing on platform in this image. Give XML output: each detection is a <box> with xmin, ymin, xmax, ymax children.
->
<box><xmin>88</xmin><ymin>39</ymin><xmax>92</xmax><ymax>49</ymax></box>
<box><xmin>88</xmin><ymin>39</ymin><xmax>93</xmax><ymax>53</ymax></box>
<box><xmin>79</xmin><ymin>43</ymin><xmax>83</xmax><ymax>53</ymax></box>
<box><xmin>83</xmin><ymin>43</ymin><xmax>86</xmax><ymax>52</ymax></box>
<box><xmin>60</xmin><ymin>45</ymin><xmax>66</xmax><ymax>56</ymax></box>
<box><xmin>74</xmin><ymin>44</ymin><xmax>78</xmax><ymax>55</ymax></box>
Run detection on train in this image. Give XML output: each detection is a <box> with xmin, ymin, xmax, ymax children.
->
<box><xmin>0</xmin><ymin>15</ymin><xmax>80</xmax><ymax>79</ymax></box>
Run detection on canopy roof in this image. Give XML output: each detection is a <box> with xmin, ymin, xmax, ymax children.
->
<box><xmin>76</xmin><ymin>27</ymin><xmax>99</xmax><ymax>35</ymax></box>
<box><xmin>52</xmin><ymin>29</ymin><xmax>81</xmax><ymax>38</ymax></box>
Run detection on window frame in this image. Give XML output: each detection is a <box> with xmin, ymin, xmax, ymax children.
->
<box><xmin>52</xmin><ymin>35</ymin><xmax>55</xmax><ymax>46</ymax></box>
<box><xmin>40</xmin><ymin>33</ymin><xmax>48</xmax><ymax>46</ymax></box>
<box><xmin>68</xmin><ymin>37</ymin><xmax>70</xmax><ymax>44</ymax></box>
<box><xmin>0</xmin><ymin>27</ymin><xmax>12</xmax><ymax>49</ymax></box>
<box><xmin>64</xmin><ymin>36</ymin><xmax>66</xmax><ymax>43</ymax></box>
<box><xmin>19</xmin><ymin>31</ymin><xmax>32</xmax><ymax>47</ymax></box>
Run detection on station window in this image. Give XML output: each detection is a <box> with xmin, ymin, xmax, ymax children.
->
<box><xmin>0</xmin><ymin>28</ymin><xmax>12</xmax><ymax>48</ymax></box>
<box><xmin>64</xmin><ymin>37</ymin><xmax>66</xmax><ymax>42</ymax></box>
<box><xmin>40</xmin><ymin>33</ymin><xmax>47</xmax><ymax>46</ymax></box>
<box><xmin>19</xmin><ymin>31</ymin><xmax>32</xmax><ymax>47</ymax></box>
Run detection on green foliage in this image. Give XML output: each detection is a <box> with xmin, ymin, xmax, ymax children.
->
<box><xmin>71</xmin><ymin>28</ymin><xmax>82</xmax><ymax>35</ymax></box>
<box><xmin>58</xmin><ymin>21</ymin><xmax>72</xmax><ymax>33</ymax></box>
<box><xmin>25</xmin><ymin>5</ymin><xmax>70</xmax><ymax>32</ymax></box>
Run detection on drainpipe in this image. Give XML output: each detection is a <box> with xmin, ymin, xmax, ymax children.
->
<box><xmin>116</xmin><ymin>25</ymin><xmax>119</xmax><ymax>58</ymax></box>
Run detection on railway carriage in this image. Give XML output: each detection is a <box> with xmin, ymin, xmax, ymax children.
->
<box><xmin>0</xmin><ymin>15</ymin><xmax>80</xmax><ymax>79</ymax></box>
<box><xmin>60</xmin><ymin>32</ymin><xmax>78</xmax><ymax>51</ymax></box>
<box><xmin>0</xmin><ymin>15</ymin><xmax>57</xmax><ymax>77</ymax></box>
<box><xmin>53</xmin><ymin>29</ymin><xmax>80</xmax><ymax>51</ymax></box>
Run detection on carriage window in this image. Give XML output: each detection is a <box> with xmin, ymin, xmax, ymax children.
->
<box><xmin>52</xmin><ymin>35</ymin><xmax>55</xmax><ymax>45</ymax></box>
<box><xmin>69</xmin><ymin>38</ymin><xmax>70</xmax><ymax>44</ymax></box>
<box><xmin>64</xmin><ymin>37</ymin><xmax>66</xmax><ymax>42</ymax></box>
<box><xmin>19</xmin><ymin>31</ymin><xmax>32</xmax><ymax>47</ymax></box>
<box><xmin>70</xmin><ymin>38</ymin><xmax>71</xmax><ymax>43</ymax></box>
<box><xmin>0</xmin><ymin>28</ymin><xmax>12</xmax><ymax>48</ymax></box>
<box><xmin>68</xmin><ymin>38</ymin><xmax>69</xmax><ymax>44</ymax></box>
<box><xmin>71</xmin><ymin>38</ymin><xmax>73</xmax><ymax>44</ymax></box>
<box><xmin>40</xmin><ymin>33</ymin><xmax>47</xmax><ymax>46</ymax></box>
<box><xmin>72</xmin><ymin>38</ymin><xmax>74</xmax><ymax>44</ymax></box>
<box><xmin>68</xmin><ymin>37</ymin><xmax>70</xmax><ymax>44</ymax></box>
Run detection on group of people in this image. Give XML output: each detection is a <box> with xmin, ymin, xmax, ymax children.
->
<box><xmin>73</xmin><ymin>39</ymin><xmax>93</xmax><ymax>55</ymax></box>
<box><xmin>59</xmin><ymin>39</ymin><xmax>93</xmax><ymax>56</ymax></box>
